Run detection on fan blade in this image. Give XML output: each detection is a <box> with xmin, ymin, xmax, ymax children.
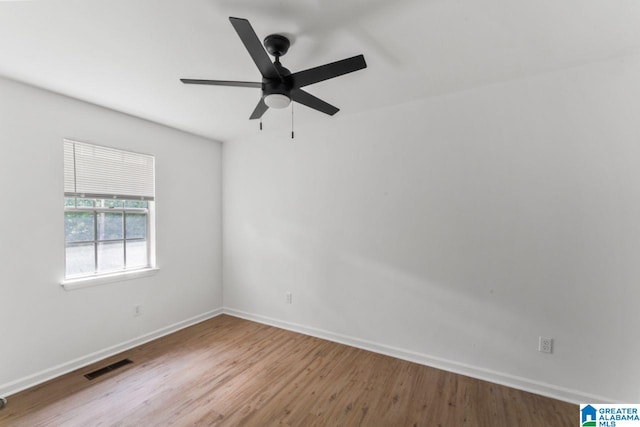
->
<box><xmin>180</xmin><ymin>79</ymin><xmax>262</xmax><ymax>88</ymax></box>
<box><xmin>287</xmin><ymin>54</ymin><xmax>367</xmax><ymax>89</ymax></box>
<box><xmin>229</xmin><ymin>17</ymin><xmax>281</xmax><ymax>80</ymax></box>
<box><xmin>249</xmin><ymin>98</ymin><xmax>269</xmax><ymax>120</ymax></box>
<box><xmin>290</xmin><ymin>89</ymin><xmax>339</xmax><ymax>116</ymax></box>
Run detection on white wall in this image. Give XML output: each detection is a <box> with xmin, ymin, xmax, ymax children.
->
<box><xmin>0</xmin><ymin>77</ymin><xmax>222</xmax><ymax>395</ymax></box>
<box><xmin>223</xmin><ymin>53</ymin><xmax>640</xmax><ymax>403</ymax></box>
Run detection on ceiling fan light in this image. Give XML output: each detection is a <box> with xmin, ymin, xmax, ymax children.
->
<box><xmin>264</xmin><ymin>93</ymin><xmax>291</xmax><ymax>109</ymax></box>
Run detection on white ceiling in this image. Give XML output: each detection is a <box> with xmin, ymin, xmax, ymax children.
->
<box><xmin>1</xmin><ymin>0</ymin><xmax>639</xmax><ymax>142</ymax></box>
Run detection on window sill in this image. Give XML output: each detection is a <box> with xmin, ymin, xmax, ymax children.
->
<box><xmin>60</xmin><ymin>268</ymin><xmax>159</xmax><ymax>291</ymax></box>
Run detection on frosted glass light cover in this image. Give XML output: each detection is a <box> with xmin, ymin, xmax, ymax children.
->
<box><xmin>264</xmin><ymin>94</ymin><xmax>291</xmax><ymax>109</ymax></box>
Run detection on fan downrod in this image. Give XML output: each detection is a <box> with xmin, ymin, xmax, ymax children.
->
<box><xmin>263</xmin><ymin>34</ymin><xmax>290</xmax><ymax>58</ymax></box>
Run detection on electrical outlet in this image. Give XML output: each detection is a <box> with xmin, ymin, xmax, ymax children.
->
<box><xmin>134</xmin><ymin>304</ymin><xmax>142</xmax><ymax>317</ymax></box>
<box><xmin>285</xmin><ymin>292</ymin><xmax>292</xmax><ymax>304</ymax></box>
<box><xmin>538</xmin><ymin>336</ymin><xmax>553</xmax><ymax>354</ymax></box>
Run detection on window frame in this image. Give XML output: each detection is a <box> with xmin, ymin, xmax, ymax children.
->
<box><xmin>61</xmin><ymin>139</ymin><xmax>157</xmax><ymax>289</ymax></box>
<box><xmin>64</xmin><ymin>199</ymin><xmax>152</xmax><ymax>278</ymax></box>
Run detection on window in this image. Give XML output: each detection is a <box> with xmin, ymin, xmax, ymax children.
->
<box><xmin>63</xmin><ymin>140</ymin><xmax>155</xmax><ymax>280</ymax></box>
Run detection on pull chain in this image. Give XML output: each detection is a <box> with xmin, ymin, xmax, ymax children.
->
<box><xmin>291</xmin><ymin>102</ymin><xmax>295</xmax><ymax>139</ymax></box>
<box><xmin>260</xmin><ymin>117</ymin><xmax>263</xmax><ymax>131</ymax></box>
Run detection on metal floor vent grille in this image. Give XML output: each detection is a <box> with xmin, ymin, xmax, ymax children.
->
<box><xmin>84</xmin><ymin>358</ymin><xmax>133</xmax><ymax>380</ymax></box>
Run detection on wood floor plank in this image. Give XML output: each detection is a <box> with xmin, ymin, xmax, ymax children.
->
<box><xmin>0</xmin><ymin>315</ymin><xmax>577</xmax><ymax>426</ymax></box>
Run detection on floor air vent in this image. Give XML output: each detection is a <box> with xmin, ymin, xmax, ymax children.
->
<box><xmin>84</xmin><ymin>358</ymin><xmax>133</xmax><ymax>380</ymax></box>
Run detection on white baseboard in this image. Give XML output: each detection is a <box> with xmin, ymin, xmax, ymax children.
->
<box><xmin>222</xmin><ymin>307</ymin><xmax>616</xmax><ymax>405</ymax></box>
<box><xmin>0</xmin><ymin>308</ymin><xmax>223</xmax><ymax>398</ymax></box>
<box><xmin>1</xmin><ymin>307</ymin><xmax>615</xmax><ymax>405</ymax></box>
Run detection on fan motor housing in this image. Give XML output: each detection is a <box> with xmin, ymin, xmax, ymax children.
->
<box><xmin>262</xmin><ymin>62</ymin><xmax>292</xmax><ymax>97</ymax></box>
<box><xmin>263</xmin><ymin>79</ymin><xmax>290</xmax><ymax>98</ymax></box>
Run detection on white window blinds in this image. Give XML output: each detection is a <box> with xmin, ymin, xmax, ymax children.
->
<box><xmin>64</xmin><ymin>139</ymin><xmax>155</xmax><ymax>201</ymax></box>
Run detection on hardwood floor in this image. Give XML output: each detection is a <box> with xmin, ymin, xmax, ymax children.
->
<box><xmin>0</xmin><ymin>315</ymin><xmax>577</xmax><ymax>426</ymax></box>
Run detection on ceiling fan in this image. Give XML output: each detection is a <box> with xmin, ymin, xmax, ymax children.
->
<box><xmin>180</xmin><ymin>17</ymin><xmax>367</xmax><ymax>120</ymax></box>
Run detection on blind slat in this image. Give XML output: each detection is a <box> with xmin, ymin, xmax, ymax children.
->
<box><xmin>63</xmin><ymin>140</ymin><xmax>155</xmax><ymax>200</ymax></box>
